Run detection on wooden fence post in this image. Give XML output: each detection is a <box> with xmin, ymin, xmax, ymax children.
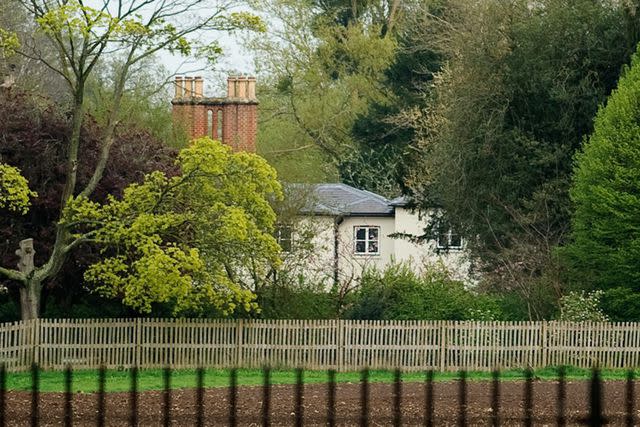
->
<box><xmin>541</xmin><ymin>321</ymin><xmax>548</xmax><ymax>369</ymax></box>
<box><xmin>135</xmin><ymin>318</ymin><xmax>141</xmax><ymax>368</ymax></box>
<box><xmin>439</xmin><ymin>321</ymin><xmax>447</xmax><ymax>372</ymax></box>
<box><xmin>31</xmin><ymin>318</ymin><xmax>41</xmax><ymax>367</ymax></box>
<box><xmin>337</xmin><ymin>320</ymin><xmax>345</xmax><ymax>372</ymax></box>
<box><xmin>235</xmin><ymin>319</ymin><xmax>244</xmax><ymax>367</ymax></box>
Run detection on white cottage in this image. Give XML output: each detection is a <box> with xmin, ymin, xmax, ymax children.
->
<box><xmin>279</xmin><ymin>183</ymin><xmax>471</xmax><ymax>290</ymax></box>
<box><xmin>168</xmin><ymin>76</ymin><xmax>471</xmax><ymax>288</ymax></box>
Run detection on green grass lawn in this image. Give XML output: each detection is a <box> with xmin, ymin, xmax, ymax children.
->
<box><xmin>3</xmin><ymin>366</ymin><xmax>634</xmax><ymax>393</ymax></box>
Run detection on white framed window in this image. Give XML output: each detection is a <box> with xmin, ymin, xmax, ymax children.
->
<box><xmin>354</xmin><ymin>226</ymin><xmax>380</xmax><ymax>255</ymax></box>
<box><xmin>276</xmin><ymin>225</ymin><xmax>293</xmax><ymax>252</ymax></box>
<box><xmin>437</xmin><ymin>229</ymin><xmax>462</xmax><ymax>250</ymax></box>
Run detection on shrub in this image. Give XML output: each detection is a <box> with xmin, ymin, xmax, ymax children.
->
<box><xmin>558</xmin><ymin>290</ymin><xmax>608</xmax><ymax>322</ymax></box>
<box><xmin>255</xmin><ymin>281</ymin><xmax>339</xmax><ymax>320</ymax></box>
<box><xmin>347</xmin><ymin>263</ymin><xmax>501</xmax><ymax>321</ymax></box>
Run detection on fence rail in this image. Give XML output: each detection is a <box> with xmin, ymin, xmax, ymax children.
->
<box><xmin>0</xmin><ymin>319</ymin><xmax>639</xmax><ymax>372</ymax></box>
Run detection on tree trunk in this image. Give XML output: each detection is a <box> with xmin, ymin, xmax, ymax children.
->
<box><xmin>19</xmin><ymin>278</ymin><xmax>41</xmax><ymax>320</ymax></box>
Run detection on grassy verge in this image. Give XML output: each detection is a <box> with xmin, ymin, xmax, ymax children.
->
<box><xmin>4</xmin><ymin>366</ymin><xmax>634</xmax><ymax>393</ymax></box>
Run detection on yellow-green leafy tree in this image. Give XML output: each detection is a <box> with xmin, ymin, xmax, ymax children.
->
<box><xmin>64</xmin><ymin>138</ymin><xmax>282</xmax><ymax>316</ymax></box>
<box><xmin>0</xmin><ymin>0</ymin><xmax>265</xmax><ymax>319</ymax></box>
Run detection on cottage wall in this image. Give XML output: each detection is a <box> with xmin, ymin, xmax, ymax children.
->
<box><xmin>393</xmin><ymin>207</ymin><xmax>471</xmax><ymax>282</ymax></box>
<box><xmin>285</xmin><ymin>210</ymin><xmax>472</xmax><ymax>290</ymax></box>
<box><xmin>336</xmin><ymin>216</ymin><xmax>396</xmax><ymax>282</ymax></box>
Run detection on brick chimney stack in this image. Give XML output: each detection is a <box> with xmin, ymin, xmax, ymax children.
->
<box><xmin>172</xmin><ymin>75</ymin><xmax>257</xmax><ymax>152</ymax></box>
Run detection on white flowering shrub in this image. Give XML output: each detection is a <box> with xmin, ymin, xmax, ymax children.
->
<box><xmin>559</xmin><ymin>290</ymin><xmax>609</xmax><ymax>322</ymax></box>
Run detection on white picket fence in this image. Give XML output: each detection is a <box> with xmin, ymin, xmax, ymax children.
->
<box><xmin>0</xmin><ymin>319</ymin><xmax>638</xmax><ymax>372</ymax></box>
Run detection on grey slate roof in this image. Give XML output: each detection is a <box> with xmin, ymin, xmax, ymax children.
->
<box><xmin>293</xmin><ymin>183</ymin><xmax>394</xmax><ymax>216</ymax></box>
<box><xmin>389</xmin><ymin>195</ymin><xmax>410</xmax><ymax>207</ymax></box>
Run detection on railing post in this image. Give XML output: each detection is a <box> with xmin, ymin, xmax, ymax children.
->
<box><xmin>235</xmin><ymin>319</ymin><xmax>244</xmax><ymax>367</ymax></box>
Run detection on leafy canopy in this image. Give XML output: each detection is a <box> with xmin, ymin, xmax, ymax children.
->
<box><xmin>63</xmin><ymin>138</ymin><xmax>282</xmax><ymax>316</ymax></box>
<box><xmin>247</xmin><ymin>0</ymin><xmax>397</xmax><ymax>183</ymax></box>
<box><xmin>404</xmin><ymin>0</ymin><xmax>640</xmax><ymax>317</ymax></box>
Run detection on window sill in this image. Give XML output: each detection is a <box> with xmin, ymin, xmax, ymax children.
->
<box><xmin>353</xmin><ymin>252</ymin><xmax>381</xmax><ymax>257</ymax></box>
<box><xmin>436</xmin><ymin>247</ymin><xmax>464</xmax><ymax>252</ymax></box>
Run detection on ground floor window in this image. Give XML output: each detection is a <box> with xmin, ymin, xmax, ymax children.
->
<box><xmin>276</xmin><ymin>225</ymin><xmax>293</xmax><ymax>252</ymax></box>
<box><xmin>437</xmin><ymin>229</ymin><xmax>462</xmax><ymax>250</ymax></box>
<box><xmin>354</xmin><ymin>226</ymin><xmax>380</xmax><ymax>255</ymax></box>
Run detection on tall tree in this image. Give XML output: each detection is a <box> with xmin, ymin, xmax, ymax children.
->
<box><xmin>0</xmin><ymin>0</ymin><xmax>264</xmax><ymax>319</ymax></box>
<box><xmin>246</xmin><ymin>0</ymin><xmax>401</xmax><ymax>184</ymax></box>
<box><xmin>0</xmin><ymin>91</ymin><xmax>177</xmax><ymax>317</ymax></box>
<box><xmin>564</xmin><ymin>46</ymin><xmax>640</xmax><ymax>319</ymax></box>
<box><xmin>67</xmin><ymin>138</ymin><xmax>281</xmax><ymax>315</ymax></box>
<box><xmin>407</xmin><ymin>0</ymin><xmax>640</xmax><ymax>318</ymax></box>
<box><xmin>343</xmin><ymin>1</ymin><xmax>443</xmax><ymax>197</ymax></box>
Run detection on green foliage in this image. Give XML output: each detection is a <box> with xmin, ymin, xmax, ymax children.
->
<box><xmin>489</xmin><ymin>286</ymin><xmax>558</xmax><ymax>321</ymax></box>
<box><xmin>408</xmin><ymin>0</ymin><xmax>640</xmax><ymax>303</ymax></box>
<box><xmin>248</xmin><ymin>0</ymin><xmax>397</xmax><ymax>184</ymax></box>
<box><xmin>85</xmin><ymin>55</ymin><xmax>187</xmax><ymax>148</ymax></box>
<box><xmin>347</xmin><ymin>263</ymin><xmax>501</xmax><ymax>321</ymax></box>
<box><xmin>63</xmin><ymin>138</ymin><xmax>282</xmax><ymax>316</ymax></box>
<box><xmin>0</xmin><ymin>27</ymin><xmax>18</xmax><ymax>57</ymax></box>
<box><xmin>558</xmin><ymin>291</ymin><xmax>608</xmax><ymax>322</ymax></box>
<box><xmin>344</xmin><ymin>3</ymin><xmax>443</xmax><ymax>197</ymax></box>
<box><xmin>600</xmin><ymin>287</ymin><xmax>640</xmax><ymax>321</ymax></box>
<box><xmin>0</xmin><ymin>295</ymin><xmax>19</xmax><ymax>323</ymax></box>
<box><xmin>0</xmin><ymin>0</ymin><xmax>266</xmax><ymax>320</ymax></box>
<box><xmin>565</xmin><ymin>47</ymin><xmax>640</xmax><ymax>296</ymax></box>
<box><xmin>31</xmin><ymin>0</ymin><xmax>263</xmax><ymax>66</ymax></box>
<box><xmin>0</xmin><ymin>163</ymin><xmax>36</xmax><ymax>214</ymax></box>
<box><xmin>411</xmin><ymin>0</ymin><xmax>638</xmax><ymax>250</ymax></box>
<box><xmin>255</xmin><ymin>284</ymin><xmax>339</xmax><ymax>319</ymax></box>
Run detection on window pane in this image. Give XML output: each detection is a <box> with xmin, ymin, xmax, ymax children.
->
<box><xmin>438</xmin><ymin>233</ymin><xmax>449</xmax><ymax>247</ymax></box>
<box><xmin>450</xmin><ymin>234</ymin><xmax>462</xmax><ymax>248</ymax></box>
<box><xmin>280</xmin><ymin>238</ymin><xmax>292</xmax><ymax>252</ymax></box>
<box><xmin>368</xmin><ymin>228</ymin><xmax>378</xmax><ymax>239</ymax></box>
<box><xmin>368</xmin><ymin>241</ymin><xmax>378</xmax><ymax>253</ymax></box>
<box><xmin>279</xmin><ymin>227</ymin><xmax>292</xmax><ymax>240</ymax></box>
<box><xmin>356</xmin><ymin>228</ymin><xmax>366</xmax><ymax>239</ymax></box>
<box><xmin>355</xmin><ymin>241</ymin><xmax>366</xmax><ymax>253</ymax></box>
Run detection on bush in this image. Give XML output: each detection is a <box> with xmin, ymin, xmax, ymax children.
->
<box><xmin>558</xmin><ymin>290</ymin><xmax>608</xmax><ymax>322</ymax></box>
<box><xmin>347</xmin><ymin>263</ymin><xmax>501</xmax><ymax>321</ymax></box>
<box><xmin>255</xmin><ymin>282</ymin><xmax>339</xmax><ymax>320</ymax></box>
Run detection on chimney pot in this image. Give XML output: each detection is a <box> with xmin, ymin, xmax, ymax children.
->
<box><xmin>247</xmin><ymin>76</ymin><xmax>256</xmax><ymax>99</ymax></box>
<box><xmin>174</xmin><ymin>76</ymin><xmax>184</xmax><ymax>98</ymax></box>
<box><xmin>184</xmin><ymin>76</ymin><xmax>194</xmax><ymax>97</ymax></box>
<box><xmin>236</xmin><ymin>76</ymin><xmax>247</xmax><ymax>98</ymax></box>
<box><xmin>227</xmin><ymin>76</ymin><xmax>238</xmax><ymax>98</ymax></box>
<box><xmin>194</xmin><ymin>76</ymin><xmax>204</xmax><ymax>98</ymax></box>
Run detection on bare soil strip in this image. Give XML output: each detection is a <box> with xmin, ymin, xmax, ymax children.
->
<box><xmin>3</xmin><ymin>380</ymin><xmax>639</xmax><ymax>426</ymax></box>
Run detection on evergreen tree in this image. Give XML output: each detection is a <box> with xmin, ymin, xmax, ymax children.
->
<box><xmin>565</xmin><ymin>46</ymin><xmax>640</xmax><ymax>319</ymax></box>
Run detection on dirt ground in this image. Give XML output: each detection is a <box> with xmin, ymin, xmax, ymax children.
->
<box><xmin>3</xmin><ymin>380</ymin><xmax>639</xmax><ymax>426</ymax></box>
